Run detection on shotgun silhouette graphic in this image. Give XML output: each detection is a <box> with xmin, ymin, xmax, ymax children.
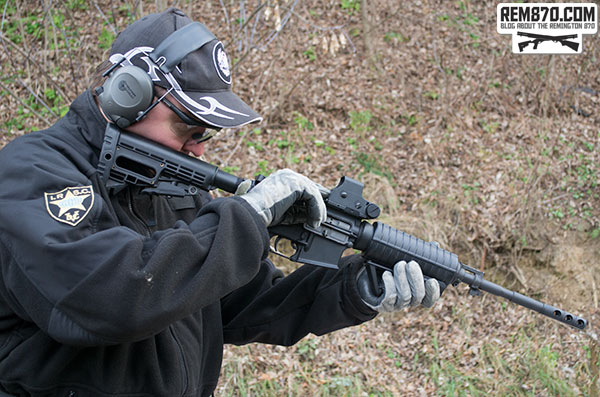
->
<box><xmin>517</xmin><ymin>31</ymin><xmax>579</xmax><ymax>52</ymax></box>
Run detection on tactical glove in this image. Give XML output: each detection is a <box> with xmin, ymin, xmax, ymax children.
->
<box><xmin>238</xmin><ymin>169</ymin><xmax>327</xmax><ymax>228</ymax></box>
<box><xmin>357</xmin><ymin>260</ymin><xmax>441</xmax><ymax>312</ymax></box>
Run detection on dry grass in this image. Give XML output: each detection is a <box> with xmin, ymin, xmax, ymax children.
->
<box><xmin>1</xmin><ymin>0</ymin><xmax>599</xmax><ymax>395</ymax></box>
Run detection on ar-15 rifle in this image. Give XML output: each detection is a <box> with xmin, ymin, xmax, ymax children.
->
<box><xmin>517</xmin><ymin>31</ymin><xmax>579</xmax><ymax>52</ymax></box>
<box><xmin>98</xmin><ymin>124</ymin><xmax>588</xmax><ymax>330</ymax></box>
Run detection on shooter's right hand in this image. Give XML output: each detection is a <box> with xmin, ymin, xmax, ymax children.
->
<box><xmin>238</xmin><ymin>169</ymin><xmax>327</xmax><ymax>228</ymax></box>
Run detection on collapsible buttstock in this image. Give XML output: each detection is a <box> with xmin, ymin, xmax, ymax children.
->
<box><xmin>518</xmin><ymin>41</ymin><xmax>531</xmax><ymax>52</ymax></box>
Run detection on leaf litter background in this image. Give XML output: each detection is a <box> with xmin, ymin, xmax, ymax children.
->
<box><xmin>0</xmin><ymin>0</ymin><xmax>599</xmax><ymax>395</ymax></box>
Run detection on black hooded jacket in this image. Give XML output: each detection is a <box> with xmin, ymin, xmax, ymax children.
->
<box><xmin>0</xmin><ymin>91</ymin><xmax>376</xmax><ymax>396</ymax></box>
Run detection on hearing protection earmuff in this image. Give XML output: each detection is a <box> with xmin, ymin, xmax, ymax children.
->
<box><xmin>96</xmin><ymin>22</ymin><xmax>216</xmax><ymax>128</ymax></box>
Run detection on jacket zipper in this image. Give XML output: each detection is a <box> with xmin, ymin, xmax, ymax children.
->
<box><xmin>127</xmin><ymin>188</ymin><xmax>151</xmax><ymax>236</ymax></box>
<box><xmin>128</xmin><ymin>191</ymin><xmax>190</xmax><ymax>391</ymax></box>
<box><xmin>169</xmin><ymin>325</ymin><xmax>189</xmax><ymax>394</ymax></box>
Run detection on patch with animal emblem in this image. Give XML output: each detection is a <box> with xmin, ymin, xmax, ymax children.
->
<box><xmin>44</xmin><ymin>185</ymin><xmax>94</xmax><ymax>226</ymax></box>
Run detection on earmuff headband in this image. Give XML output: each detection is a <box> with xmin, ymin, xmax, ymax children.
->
<box><xmin>148</xmin><ymin>22</ymin><xmax>216</xmax><ymax>74</ymax></box>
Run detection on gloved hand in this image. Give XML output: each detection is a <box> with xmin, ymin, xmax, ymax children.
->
<box><xmin>357</xmin><ymin>260</ymin><xmax>441</xmax><ymax>312</ymax></box>
<box><xmin>238</xmin><ymin>169</ymin><xmax>327</xmax><ymax>228</ymax></box>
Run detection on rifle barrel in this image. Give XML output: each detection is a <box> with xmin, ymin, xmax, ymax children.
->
<box><xmin>458</xmin><ymin>268</ymin><xmax>587</xmax><ymax>329</ymax></box>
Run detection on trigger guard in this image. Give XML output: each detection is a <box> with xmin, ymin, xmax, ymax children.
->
<box><xmin>270</xmin><ymin>235</ymin><xmax>295</xmax><ymax>261</ymax></box>
<box><xmin>273</xmin><ymin>236</ymin><xmax>283</xmax><ymax>252</ymax></box>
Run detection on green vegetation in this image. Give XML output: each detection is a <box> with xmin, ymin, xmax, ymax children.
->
<box><xmin>98</xmin><ymin>26</ymin><xmax>116</xmax><ymax>49</ymax></box>
<box><xmin>384</xmin><ymin>31</ymin><xmax>408</xmax><ymax>44</ymax></box>
<box><xmin>303</xmin><ymin>46</ymin><xmax>316</xmax><ymax>61</ymax></box>
<box><xmin>219</xmin><ymin>303</ymin><xmax>599</xmax><ymax>396</ymax></box>
<box><xmin>349</xmin><ymin>110</ymin><xmax>372</xmax><ymax>137</ymax></box>
<box><xmin>438</xmin><ymin>1</ymin><xmax>482</xmax><ymax>47</ymax></box>
<box><xmin>340</xmin><ymin>0</ymin><xmax>360</xmax><ymax>15</ymax></box>
<box><xmin>423</xmin><ymin>328</ymin><xmax>582</xmax><ymax>396</ymax></box>
<box><xmin>354</xmin><ymin>152</ymin><xmax>393</xmax><ymax>181</ymax></box>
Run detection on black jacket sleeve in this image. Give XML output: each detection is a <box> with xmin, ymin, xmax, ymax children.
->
<box><xmin>221</xmin><ymin>255</ymin><xmax>377</xmax><ymax>346</ymax></box>
<box><xmin>0</xmin><ymin>134</ymin><xmax>270</xmax><ymax>346</ymax></box>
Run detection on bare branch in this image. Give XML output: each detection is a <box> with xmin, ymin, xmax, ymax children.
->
<box><xmin>0</xmin><ymin>79</ymin><xmax>52</xmax><ymax>127</ymax></box>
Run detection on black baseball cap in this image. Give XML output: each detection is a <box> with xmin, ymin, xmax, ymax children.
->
<box><xmin>109</xmin><ymin>7</ymin><xmax>262</xmax><ymax>129</ymax></box>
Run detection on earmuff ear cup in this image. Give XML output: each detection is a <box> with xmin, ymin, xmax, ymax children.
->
<box><xmin>97</xmin><ymin>65</ymin><xmax>154</xmax><ymax>128</ymax></box>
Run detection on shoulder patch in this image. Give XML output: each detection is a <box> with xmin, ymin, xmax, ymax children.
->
<box><xmin>44</xmin><ymin>185</ymin><xmax>94</xmax><ymax>226</ymax></box>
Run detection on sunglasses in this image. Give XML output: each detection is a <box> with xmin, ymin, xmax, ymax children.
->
<box><xmin>160</xmin><ymin>95</ymin><xmax>220</xmax><ymax>143</ymax></box>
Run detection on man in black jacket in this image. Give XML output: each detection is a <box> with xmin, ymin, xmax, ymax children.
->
<box><xmin>0</xmin><ymin>8</ymin><xmax>440</xmax><ymax>396</ymax></box>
